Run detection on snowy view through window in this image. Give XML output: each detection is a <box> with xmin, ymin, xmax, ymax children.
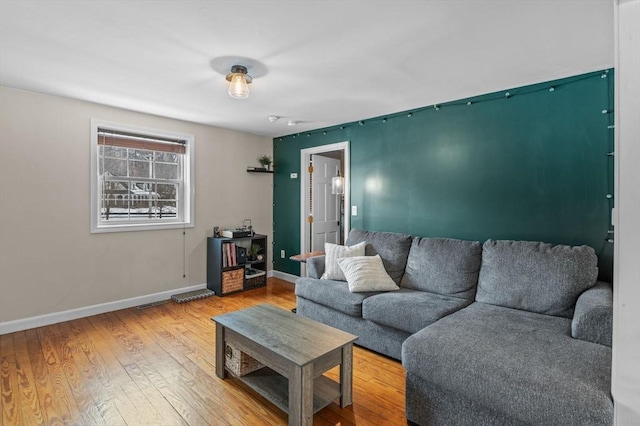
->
<box><xmin>99</xmin><ymin>146</ymin><xmax>181</xmax><ymax>222</ymax></box>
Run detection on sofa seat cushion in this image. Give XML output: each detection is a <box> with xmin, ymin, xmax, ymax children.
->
<box><xmin>295</xmin><ymin>277</ymin><xmax>378</xmax><ymax>317</ymax></box>
<box><xmin>402</xmin><ymin>302</ymin><xmax>613</xmax><ymax>425</ymax></box>
<box><xmin>362</xmin><ymin>289</ymin><xmax>471</xmax><ymax>334</ymax></box>
<box><xmin>477</xmin><ymin>239</ymin><xmax>598</xmax><ymax>318</ymax></box>
<box><xmin>346</xmin><ymin>228</ymin><xmax>412</xmax><ymax>285</ymax></box>
<box><xmin>401</xmin><ymin>237</ymin><xmax>481</xmax><ymax>300</ymax></box>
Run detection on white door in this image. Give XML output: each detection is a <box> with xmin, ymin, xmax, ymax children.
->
<box><xmin>311</xmin><ymin>155</ymin><xmax>341</xmax><ymax>252</ymax></box>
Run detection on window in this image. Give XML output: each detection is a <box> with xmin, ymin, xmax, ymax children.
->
<box><xmin>91</xmin><ymin>120</ymin><xmax>194</xmax><ymax>233</ymax></box>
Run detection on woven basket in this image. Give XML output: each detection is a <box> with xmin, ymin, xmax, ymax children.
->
<box><xmin>245</xmin><ymin>273</ymin><xmax>266</xmax><ymax>290</ymax></box>
<box><xmin>224</xmin><ymin>344</ymin><xmax>264</xmax><ymax>376</ymax></box>
<box><xmin>222</xmin><ymin>269</ymin><xmax>244</xmax><ymax>294</ymax></box>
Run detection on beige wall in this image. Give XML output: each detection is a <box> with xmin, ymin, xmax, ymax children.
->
<box><xmin>0</xmin><ymin>86</ymin><xmax>273</xmax><ymax>323</ymax></box>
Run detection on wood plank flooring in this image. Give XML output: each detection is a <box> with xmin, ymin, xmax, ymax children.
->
<box><xmin>1</xmin><ymin>278</ymin><xmax>407</xmax><ymax>425</ymax></box>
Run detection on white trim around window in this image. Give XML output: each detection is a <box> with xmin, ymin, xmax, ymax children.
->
<box><xmin>90</xmin><ymin>119</ymin><xmax>195</xmax><ymax>233</ymax></box>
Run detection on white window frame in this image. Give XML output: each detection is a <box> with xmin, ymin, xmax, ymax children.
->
<box><xmin>90</xmin><ymin>119</ymin><xmax>195</xmax><ymax>233</ymax></box>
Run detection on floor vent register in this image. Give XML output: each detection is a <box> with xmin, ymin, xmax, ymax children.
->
<box><xmin>171</xmin><ymin>289</ymin><xmax>216</xmax><ymax>303</ymax></box>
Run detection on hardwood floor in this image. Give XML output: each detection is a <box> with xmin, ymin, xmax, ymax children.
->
<box><xmin>1</xmin><ymin>278</ymin><xmax>407</xmax><ymax>425</ymax></box>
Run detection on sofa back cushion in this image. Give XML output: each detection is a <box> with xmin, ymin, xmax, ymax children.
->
<box><xmin>476</xmin><ymin>240</ymin><xmax>598</xmax><ymax>318</ymax></box>
<box><xmin>346</xmin><ymin>229</ymin><xmax>412</xmax><ymax>285</ymax></box>
<box><xmin>400</xmin><ymin>237</ymin><xmax>481</xmax><ymax>301</ymax></box>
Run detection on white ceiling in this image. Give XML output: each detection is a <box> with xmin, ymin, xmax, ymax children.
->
<box><xmin>0</xmin><ymin>1</ymin><xmax>613</xmax><ymax>138</ymax></box>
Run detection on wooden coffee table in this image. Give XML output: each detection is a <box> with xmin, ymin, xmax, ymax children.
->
<box><xmin>212</xmin><ymin>304</ymin><xmax>357</xmax><ymax>426</ymax></box>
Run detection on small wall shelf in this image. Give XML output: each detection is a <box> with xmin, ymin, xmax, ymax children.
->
<box><xmin>247</xmin><ymin>167</ymin><xmax>273</xmax><ymax>173</ymax></box>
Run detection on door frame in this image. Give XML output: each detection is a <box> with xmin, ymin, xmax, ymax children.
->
<box><xmin>300</xmin><ymin>141</ymin><xmax>350</xmax><ymax>273</ymax></box>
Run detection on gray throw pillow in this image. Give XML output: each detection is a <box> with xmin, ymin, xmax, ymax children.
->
<box><xmin>476</xmin><ymin>239</ymin><xmax>598</xmax><ymax>318</ymax></box>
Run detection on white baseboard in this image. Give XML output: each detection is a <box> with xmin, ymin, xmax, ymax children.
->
<box><xmin>271</xmin><ymin>270</ymin><xmax>299</xmax><ymax>283</ymax></box>
<box><xmin>0</xmin><ymin>283</ymin><xmax>207</xmax><ymax>335</ymax></box>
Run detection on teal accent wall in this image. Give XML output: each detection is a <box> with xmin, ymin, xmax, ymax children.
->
<box><xmin>273</xmin><ymin>70</ymin><xmax>614</xmax><ymax>281</ymax></box>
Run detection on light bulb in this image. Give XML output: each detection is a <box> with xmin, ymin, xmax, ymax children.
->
<box><xmin>331</xmin><ymin>175</ymin><xmax>344</xmax><ymax>195</ymax></box>
<box><xmin>228</xmin><ymin>74</ymin><xmax>249</xmax><ymax>99</ymax></box>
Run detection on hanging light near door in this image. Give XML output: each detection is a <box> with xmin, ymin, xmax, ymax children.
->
<box><xmin>226</xmin><ymin>65</ymin><xmax>252</xmax><ymax>99</ymax></box>
<box><xmin>332</xmin><ymin>171</ymin><xmax>345</xmax><ymax>195</ymax></box>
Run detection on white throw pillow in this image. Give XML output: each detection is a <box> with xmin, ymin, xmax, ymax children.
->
<box><xmin>337</xmin><ymin>255</ymin><xmax>399</xmax><ymax>293</ymax></box>
<box><xmin>321</xmin><ymin>241</ymin><xmax>366</xmax><ymax>281</ymax></box>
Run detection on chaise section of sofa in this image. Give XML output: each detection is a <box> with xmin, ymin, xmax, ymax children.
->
<box><xmin>402</xmin><ymin>239</ymin><xmax>613</xmax><ymax>426</ymax></box>
<box><xmin>403</xmin><ymin>302</ymin><xmax>613</xmax><ymax>425</ymax></box>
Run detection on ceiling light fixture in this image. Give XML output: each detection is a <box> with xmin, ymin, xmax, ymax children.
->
<box><xmin>268</xmin><ymin>115</ymin><xmax>279</xmax><ymax>123</ymax></box>
<box><xmin>287</xmin><ymin>120</ymin><xmax>297</xmax><ymax>126</ymax></box>
<box><xmin>226</xmin><ymin>65</ymin><xmax>252</xmax><ymax>99</ymax></box>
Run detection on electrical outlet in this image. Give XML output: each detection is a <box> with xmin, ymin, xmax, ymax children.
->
<box><xmin>281</xmin><ymin>249</ymin><xmax>286</xmax><ymax>258</ymax></box>
<box><xmin>351</xmin><ymin>205</ymin><xmax>358</xmax><ymax>216</ymax></box>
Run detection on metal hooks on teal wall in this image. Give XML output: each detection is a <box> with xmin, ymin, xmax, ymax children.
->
<box><xmin>276</xmin><ymin>69</ymin><xmax>614</xmax><ymax>142</ymax></box>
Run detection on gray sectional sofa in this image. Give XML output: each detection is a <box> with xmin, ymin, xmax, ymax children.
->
<box><xmin>295</xmin><ymin>229</ymin><xmax>613</xmax><ymax>426</ymax></box>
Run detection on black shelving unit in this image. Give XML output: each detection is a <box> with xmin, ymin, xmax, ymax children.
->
<box><xmin>207</xmin><ymin>234</ymin><xmax>268</xmax><ymax>296</ymax></box>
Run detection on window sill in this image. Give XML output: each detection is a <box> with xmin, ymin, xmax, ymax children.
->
<box><xmin>91</xmin><ymin>221</ymin><xmax>194</xmax><ymax>233</ymax></box>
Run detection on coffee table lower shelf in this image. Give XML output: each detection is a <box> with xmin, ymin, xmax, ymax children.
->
<box><xmin>230</xmin><ymin>367</ymin><xmax>341</xmax><ymax>415</ymax></box>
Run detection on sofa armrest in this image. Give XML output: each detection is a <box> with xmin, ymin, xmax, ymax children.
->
<box><xmin>306</xmin><ymin>255</ymin><xmax>326</xmax><ymax>279</ymax></box>
<box><xmin>571</xmin><ymin>281</ymin><xmax>613</xmax><ymax>347</ymax></box>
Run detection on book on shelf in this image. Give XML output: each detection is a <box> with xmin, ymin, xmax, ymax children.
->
<box><xmin>231</xmin><ymin>242</ymin><xmax>237</xmax><ymax>266</ymax></box>
<box><xmin>222</xmin><ymin>242</ymin><xmax>239</xmax><ymax>267</ymax></box>
<box><xmin>222</xmin><ymin>242</ymin><xmax>227</xmax><ymax>267</ymax></box>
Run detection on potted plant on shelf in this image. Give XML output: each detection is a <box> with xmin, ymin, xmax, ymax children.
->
<box><xmin>249</xmin><ymin>243</ymin><xmax>263</xmax><ymax>261</ymax></box>
<box><xmin>257</xmin><ymin>154</ymin><xmax>273</xmax><ymax>171</ymax></box>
